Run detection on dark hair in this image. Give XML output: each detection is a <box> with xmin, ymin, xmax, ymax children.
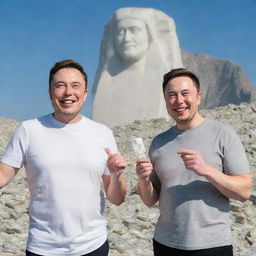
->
<box><xmin>49</xmin><ymin>60</ymin><xmax>88</xmax><ymax>89</ymax></box>
<box><xmin>162</xmin><ymin>68</ymin><xmax>200</xmax><ymax>92</ymax></box>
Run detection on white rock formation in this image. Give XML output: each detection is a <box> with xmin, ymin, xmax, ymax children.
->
<box><xmin>92</xmin><ymin>7</ymin><xmax>183</xmax><ymax>127</ymax></box>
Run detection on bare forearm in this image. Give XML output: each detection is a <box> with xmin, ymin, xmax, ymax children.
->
<box><xmin>178</xmin><ymin>150</ymin><xmax>252</xmax><ymax>202</ymax></box>
<box><xmin>0</xmin><ymin>171</ymin><xmax>8</xmax><ymax>188</ymax></box>
<box><xmin>205</xmin><ymin>167</ymin><xmax>252</xmax><ymax>202</ymax></box>
<box><xmin>138</xmin><ymin>178</ymin><xmax>159</xmax><ymax>206</ymax></box>
<box><xmin>106</xmin><ymin>174</ymin><xmax>126</xmax><ymax>205</ymax></box>
<box><xmin>0</xmin><ymin>163</ymin><xmax>18</xmax><ymax>188</ymax></box>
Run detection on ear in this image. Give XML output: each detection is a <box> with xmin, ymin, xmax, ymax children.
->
<box><xmin>49</xmin><ymin>87</ymin><xmax>52</xmax><ymax>100</ymax></box>
<box><xmin>83</xmin><ymin>89</ymin><xmax>88</xmax><ymax>102</ymax></box>
<box><xmin>197</xmin><ymin>92</ymin><xmax>202</xmax><ymax>106</ymax></box>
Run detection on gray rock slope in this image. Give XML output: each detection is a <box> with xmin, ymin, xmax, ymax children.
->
<box><xmin>181</xmin><ymin>50</ymin><xmax>256</xmax><ymax>110</ymax></box>
<box><xmin>0</xmin><ymin>102</ymin><xmax>256</xmax><ymax>255</ymax></box>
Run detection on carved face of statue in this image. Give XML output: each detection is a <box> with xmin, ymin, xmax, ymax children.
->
<box><xmin>114</xmin><ymin>18</ymin><xmax>149</xmax><ymax>62</ymax></box>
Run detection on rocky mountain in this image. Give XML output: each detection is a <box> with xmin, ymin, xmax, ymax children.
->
<box><xmin>0</xmin><ymin>118</ymin><xmax>19</xmax><ymax>155</ymax></box>
<box><xmin>0</xmin><ymin>102</ymin><xmax>256</xmax><ymax>255</ymax></box>
<box><xmin>181</xmin><ymin>50</ymin><xmax>256</xmax><ymax>109</ymax></box>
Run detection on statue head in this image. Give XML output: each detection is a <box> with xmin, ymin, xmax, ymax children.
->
<box><xmin>92</xmin><ymin>7</ymin><xmax>183</xmax><ymax>126</ymax></box>
<box><xmin>114</xmin><ymin>18</ymin><xmax>149</xmax><ymax>63</ymax></box>
<box><xmin>113</xmin><ymin>8</ymin><xmax>153</xmax><ymax>63</ymax></box>
<box><xmin>93</xmin><ymin>7</ymin><xmax>183</xmax><ymax>93</ymax></box>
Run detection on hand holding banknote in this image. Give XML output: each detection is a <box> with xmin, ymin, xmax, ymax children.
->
<box><xmin>132</xmin><ymin>138</ymin><xmax>153</xmax><ymax>180</ymax></box>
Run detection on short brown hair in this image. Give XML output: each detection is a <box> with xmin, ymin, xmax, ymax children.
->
<box><xmin>49</xmin><ymin>60</ymin><xmax>88</xmax><ymax>89</ymax></box>
<box><xmin>162</xmin><ymin>68</ymin><xmax>200</xmax><ymax>92</ymax></box>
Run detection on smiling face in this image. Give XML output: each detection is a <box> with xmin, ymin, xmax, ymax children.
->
<box><xmin>49</xmin><ymin>68</ymin><xmax>88</xmax><ymax>123</ymax></box>
<box><xmin>114</xmin><ymin>18</ymin><xmax>149</xmax><ymax>63</ymax></box>
<box><xmin>164</xmin><ymin>76</ymin><xmax>203</xmax><ymax>130</ymax></box>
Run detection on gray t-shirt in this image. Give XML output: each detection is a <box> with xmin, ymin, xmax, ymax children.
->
<box><xmin>149</xmin><ymin>118</ymin><xmax>250</xmax><ymax>250</ymax></box>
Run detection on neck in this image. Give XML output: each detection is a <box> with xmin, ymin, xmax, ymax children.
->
<box><xmin>122</xmin><ymin>56</ymin><xmax>146</xmax><ymax>75</ymax></box>
<box><xmin>52</xmin><ymin>113</ymin><xmax>82</xmax><ymax>124</ymax></box>
<box><xmin>176</xmin><ymin>113</ymin><xmax>204</xmax><ymax>130</ymax></box>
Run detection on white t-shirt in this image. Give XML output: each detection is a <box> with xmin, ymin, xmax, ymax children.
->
<box><xmin>1</xmin><ymin>114</ymin><xmax>117</xmax><ymax>256</ymax></box>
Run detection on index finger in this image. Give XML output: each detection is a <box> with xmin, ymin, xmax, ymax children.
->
<box><xmin>136</xmin><ymin>157</ymin><xmax>150</xmax><ymax>164</ymax></box>
<box><xmin>177</xmin><ymin>149</ymin><xmax>195</xmax><ymax>156</ymax></box>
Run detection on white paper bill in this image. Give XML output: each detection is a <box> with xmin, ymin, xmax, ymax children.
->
<box><xmin>132</xmin><ymin>137</ymin><xmax>148</xmax><ymax>158</ymax></box>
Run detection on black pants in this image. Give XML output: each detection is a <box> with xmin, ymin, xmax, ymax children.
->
<box><xmin>26</xmin><ymin>240</ymin><xmax>109</xmax><ymax>256</ymax></box>
<box><xmin>153</xmin><ymin>239</ymin><xmax>233</xmax><ymax>256</ymax></box>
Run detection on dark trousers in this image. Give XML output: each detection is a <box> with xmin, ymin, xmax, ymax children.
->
<box><xmin>153</xmin><ymin>239</ymin><xmax>233</xmax><ymax>256</ymax></box>
<box><xmin>26</xmin><ymin>240</ymin><xmax>109</xmax><ymax>256</ymax></box>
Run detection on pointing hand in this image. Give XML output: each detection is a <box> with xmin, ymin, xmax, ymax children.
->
<box><xmin>177</xmin><ymin>149</ymin><xmax>209</xmax><ymax>177</ymax></box>
<box><xmin>104</xmin><ymin>148</ymin><xmax>127</xmax><ymax>176</ymax></box>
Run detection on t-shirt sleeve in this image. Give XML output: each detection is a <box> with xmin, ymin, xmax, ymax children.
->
<box><xmin>0</xmin><ymin>124</ymin><xmax>27</xmax><ymax>169</ymax></box>
<box><xmin>222</xmin><ymin>125</ymin><xmax>250</xmax><ymax>175</ymax></box>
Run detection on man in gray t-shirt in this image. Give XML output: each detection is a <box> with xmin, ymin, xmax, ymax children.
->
<box><xmin>136</xmin><ymin>68</ymin><xmax>252</xmax><ymax>256</ymax></box>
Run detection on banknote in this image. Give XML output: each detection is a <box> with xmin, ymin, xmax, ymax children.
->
<box><xmin>131</xmin><ymin>137</ymin><xmax>148</xmax><ymax>158</ymax></box>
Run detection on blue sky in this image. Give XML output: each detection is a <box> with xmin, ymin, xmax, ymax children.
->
<box><xmin>0</xmin><ymin>0</ymin><xmax>255</xmax><ymax>121</ymax></box>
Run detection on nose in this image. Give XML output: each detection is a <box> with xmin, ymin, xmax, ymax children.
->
<box><xmin>64</xmin><ymin>85</ymin><xmax>73</xmax><ymax>96</ymax></box>
<box><xmin>176</xmin><ymin>94</ymin><xmax>184</xmax><ymax>104</ymax></box>
<box><xmin>123</xmin><ymin>29</ymin><xmax>132</xmax><ymax>41</ymax></box>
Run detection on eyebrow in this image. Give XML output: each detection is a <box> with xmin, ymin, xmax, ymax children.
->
<box><xmin>54</xmin><ymin>81</ymin><xmax>82</xmax><ymax>84</ymax></box>
<box><xmin>181</xmin><ymin>89</ymin><xmax>190</xmax><ymax>92</ymax></box>
<box><xmin>168</xmin><ymin>89</ymin><xmax>191</xmax><ymax>94</ymax></box>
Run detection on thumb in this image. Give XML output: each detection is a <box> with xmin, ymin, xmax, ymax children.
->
<box><xmin>104</xmin><ymin>147</ymin><xmax>112</xmax><ymax>157</ymax></box>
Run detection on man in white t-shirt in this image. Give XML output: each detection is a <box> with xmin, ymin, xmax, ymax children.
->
<box><xmin>0</xmin><ymin>60</ymin><xmax>127</xmax><ymax>256</ymax></box>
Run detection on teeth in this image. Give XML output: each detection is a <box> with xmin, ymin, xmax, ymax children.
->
<box><xmin>62</xmin><ymin>100</ymin><xmax>74</xmax><ymax>104</ymax></box>
<box><xmin>176</xmin><ymin>108</ymin><xmax>186</xmax><ymax>112</ymax></box>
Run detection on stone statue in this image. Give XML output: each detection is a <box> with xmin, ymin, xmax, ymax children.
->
<box><xmin>92</xmin><ymin>7</ymin><xmax>183</xmax><ymax>127</ymax></box>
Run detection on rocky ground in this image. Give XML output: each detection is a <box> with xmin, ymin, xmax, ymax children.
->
<box><xmin>1</xmin><ymin>102</ymin><xmax>256</xmax><ymax>256</ymax></box>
